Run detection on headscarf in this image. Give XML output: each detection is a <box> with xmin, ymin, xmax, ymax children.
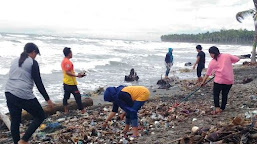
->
<box><xmin>168</xmin><ymin>48</ymin><xmax>173</xmax><ymax>54</ymax></box>
<box><xmin>168</xmin><ymin>48</ymin><xmax>173</xmax><ymax>63</ymax></box>
<box><xmin>104</xmin><ymin>85</ymin><xmax>136</xmax><ymax>112</ymax></box>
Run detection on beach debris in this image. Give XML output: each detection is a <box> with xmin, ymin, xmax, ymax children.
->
<box><xmin>249</xmin><ymin>95</ymin><xmax>257</xmax><ymax>101</ymax></box>
<box><xmin>157</xmin><ymin>79</ymin><xmax>171</xmax><ymax>89</ymax></box>
<box><xmin>242</xmin><ymin>77</ymin><xmax>253</xmax><ymax>84</ymax></box>
<box><xmin>1</xmin><ymin>68</ymin><xmax>256</xmax><ymax>144</ymax></box>
<box><xmin>184</xmin><ymin>62</ymin><xmax>192</xmax><ymax>66</ymax></box>
<box><xmin>191</xmin><ymin>126</ymin><xmax>199</xmax><ymax>134</ymax></box>
<box><xmin>179</xmin><ymin>68</ymin><xmax>191</xmax><ymax>73</ymax></box>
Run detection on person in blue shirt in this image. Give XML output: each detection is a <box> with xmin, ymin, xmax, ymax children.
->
<box><xmin>165</xmin><ymin>48</ymin><xmax>173</xmax><ymax>79</ymax></box>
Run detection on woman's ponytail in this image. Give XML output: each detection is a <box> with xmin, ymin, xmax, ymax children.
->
<box><xmin>18</xmin><ymin>43</ymin><xmax>40</xmax><ymax>67</ymax></box>
<box><xmin>18</xmin><ymin>51</ymin><xmax>28</xmax><ymax>67</ymax></box>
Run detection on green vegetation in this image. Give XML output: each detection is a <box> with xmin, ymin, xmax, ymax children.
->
<box><xmin>161</xmin><ymin>29</ymin><xmax>254</xmax><ymax>45</ymax></box>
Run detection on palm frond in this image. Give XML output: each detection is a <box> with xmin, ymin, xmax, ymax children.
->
<box><xmin>236</xmin><ymin>9</ymin><xmax>256</xmax><ymax>23</ymax></box>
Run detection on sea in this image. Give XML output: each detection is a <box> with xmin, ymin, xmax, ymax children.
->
<box><xmin>0</xmin><ymin>33</ymin><xmax>251</xmax><ymax>114</ymax></box>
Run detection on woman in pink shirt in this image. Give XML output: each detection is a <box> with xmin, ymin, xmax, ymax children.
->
<box><xmin>201</xmin><ymin>46</ymin><xmax>240</xmax><ymax>114</ymax></box>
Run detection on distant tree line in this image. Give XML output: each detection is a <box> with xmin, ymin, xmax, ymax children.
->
<box><xmin>161</xmin><ymin>29</ymin><xmax>254</xmax><ymax>45</ymax></box>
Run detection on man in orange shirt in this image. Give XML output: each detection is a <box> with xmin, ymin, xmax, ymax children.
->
<box><xmin>61</xmin><ymin>47</ymin><xmax>85</xmax><ymax>113</ymax></box>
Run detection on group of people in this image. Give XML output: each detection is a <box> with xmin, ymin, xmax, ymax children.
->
<box><xmin>5</xmin><ymin>42</ymin><xmax>240</xmax><ymax>143</ymax></box>
<box><xmin>164</xmin><ymin>45</ymin><xmax>240</xmax><ymax>115</ymax></box>
<box><xmin>4</xmin><ymin>43</ymin><xmax>149</xmax><ymax>143</ymax></box>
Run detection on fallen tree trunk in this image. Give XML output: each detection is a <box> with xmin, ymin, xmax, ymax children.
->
<box><xmin>1</xmin><ymin>98</ymin><xmax>93</xmax><ymax>121</ymax></box>
<box><xmin>21</xmin><ymin>98</ymin><xmax>93</xmax><ymax>120</ymax></box>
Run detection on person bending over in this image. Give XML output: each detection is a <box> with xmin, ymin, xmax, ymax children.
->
<box><xmin>102</xmin><ymin>86</ymin><xmax>150</xmax><ymax>137</ymax></box>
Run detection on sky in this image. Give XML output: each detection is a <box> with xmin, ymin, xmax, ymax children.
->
<box><xmin>0</xmin><ymin>0</ymin><xmax>255</xmax><ymax>40</ymax></box>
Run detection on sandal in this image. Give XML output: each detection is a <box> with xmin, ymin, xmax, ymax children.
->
<box><xmin>129</xmin><ymin>135</ymin><xmax>139</xmax><ymax>139</ymax></box>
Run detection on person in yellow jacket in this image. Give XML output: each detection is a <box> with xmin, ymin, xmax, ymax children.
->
<box><xmin>102</xmin><ymin>85</ymin><xmax>150</xmax><ymax>137</ymax></box>
<box><xmin>61</xmin><ymin>47</ymin><xmax>86</xmax><ymax>113</ymax></box>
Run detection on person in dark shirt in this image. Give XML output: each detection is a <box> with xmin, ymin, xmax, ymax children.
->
<box><xmin>5</xmin><ymin>43</ymin><xmax>53</xmax><ymax>144</ymax></box>
<box><xmin>164</xmin><ymin>48</ymin><xmax>173</xmax><ymax>79</ymax></box>
<box><xmin>193</xmin><ymin>45</ymin><xmax>205</xmax><ymax>83</ymax></box>
<box><xmin>125</xmin><ymin>68</ymin><xmax>139</xmax><ymax>81</ymax></box>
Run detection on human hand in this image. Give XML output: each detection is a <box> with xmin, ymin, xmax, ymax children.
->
<box><xmin>78</xmin><ymin>71</ymin><xmax>86</xmax><ymax>78</ymax></box>
<box><xmin>119</xmin><ymin>113</ymin><xmax>126</xmax><ymax>120</ymax></box>
<box><xmin>102</xmin><ymin>121</ymin><xmax>108</xmax><ymax>129</ymax></box>
<box><xmin>193</xmin><ymin>65</ymin><xmax>196</xmax><ymax>69</ymax></box>
<box><xmin>77</xmin><ymin>73</ymin><xmax>83</xmax><ymax>78</ymax></box>
<box><xmin>47</xmin><ymin>100</ymin><xmax>54</xmax><ymax>109</ymax></box>
<box><xmin>200</xmin><ymin>82</ymin><xmax>205</xmax><ymax>87</ymax></box>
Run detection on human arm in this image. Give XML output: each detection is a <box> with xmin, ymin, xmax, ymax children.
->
<box><xmin>65</xmin><ymin>71</ymin><xmax>84</xmax><ymax>78</ymax></box>
<box><xmin>230</xmin><ymin>55</ymin><xmax>240</xmax><ymax>63</ymax></box>
<box><xmin>62</xmin><ymin>61</ymin><xmax>85</xmax><ymax>78</ymax></box>
<box><xmin>201</xmin><ymin>61</ymin><xmax>214</xmax><ymax>86</ymax></box>
<box><xmin>119</xmin><ymin>112</ymin><xmax>126</xmax><ymax>120</ymax></box>
<box><xmin>102</xmin><ymin>103</ymin><xmax>119</xmax><ymax>127</ymax></box>
<box><xmin>32</xmin><ymin>60</ymin><xmax>53</xmax><ymax>108</ymax></box>
<box><xmin>201</xmin><ymin>75</ymin><xmax>209</xmax><ymax>87</ymax></box>
<box><xmin>102</xmin><ymin>112</ymin><xmax>116</xmax><ymax>128</ymax></box>
<box><xmin>165</xmin><ymin>53</ymin><xmax>169</xmax><ymax>63</ymax></box>
<box><xmin>193</xmin><ymin>56</ymin><xmax>200</xmax><ymax>69</ymax></box>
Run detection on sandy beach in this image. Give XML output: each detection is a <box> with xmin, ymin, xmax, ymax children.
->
<box><xmin>0</xmin><ymin>64</ymin><xmax>257</xmax><ymax>144</ymax></box>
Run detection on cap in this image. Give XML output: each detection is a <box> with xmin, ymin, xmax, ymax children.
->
<box><xmin>24</xmin><ymin>43</ymin><xmax>40</xmax><ymax>55</ymax></box>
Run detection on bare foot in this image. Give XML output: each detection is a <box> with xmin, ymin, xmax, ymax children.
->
<box><xmin>18</xmin><ymin>139</ymin><xmax>29</xmax><ymax>144</ymax></box>
<box><xmin>211</xmin><ymin>108</ymin><xmax>222</xmax><ymax>115</ymax></box>
<box><xmin>64</xmin><ymin>106</ymin><xmax>69</xmax><ymax>114</ymax></box>
<box><xmin>122</xmin><ymin>124</ymin><xmax>130</xmax><ymax>133</ymax></box>
<box><xmin>132</xmin><ymin>127</ymin><xmax>139</xmax><ymax>137</ymax></box>
<box><xmin>81</xmin><ymin>109</ymin><xmax>86</xmax><ymax>114</ymax></box>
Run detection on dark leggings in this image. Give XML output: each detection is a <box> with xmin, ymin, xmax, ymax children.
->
<box><xmin>5</xmin><ymin>92</ymin><xmax>45</xmax><ymax>144</ymax></box>
<box><xmin>63</xmin><ymin>84</ymin><xmax>83</xmax><ymax>110</ymax></box>
<box><xmin>213</xmin><ymin>82</ymin><xmax>232</xmax><ymax>110</ymax></box>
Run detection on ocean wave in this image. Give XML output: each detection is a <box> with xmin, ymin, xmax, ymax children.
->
<box><xmin>35</xmin><ymin>36</ymin><xmax>57</xmax><ymax>40</ymax></box>
<box><xmin>6</xmin><ymin>34</ymin><xmax>29</xmax><ymax>38</ymax></box>
<box><xmin>0</xmin><ymin>68</ymin><xmax>9</xmax><ymax>75</ymax></box>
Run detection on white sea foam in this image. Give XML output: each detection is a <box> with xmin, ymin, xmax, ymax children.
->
<box><xmin>0</xmin><ymin>33</ymin><xmax>254</xmax><ymax>113</ymax></box>
<box><xmin>6</xmin><ymin>34</ymin><xmax>29</xmax><ymax>38</ymax></box>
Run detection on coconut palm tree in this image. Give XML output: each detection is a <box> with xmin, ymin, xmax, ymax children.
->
<box><xmin>236</xmin><ymin>0</ymin><xmax>257</xmax><ymax>63</ymax></box>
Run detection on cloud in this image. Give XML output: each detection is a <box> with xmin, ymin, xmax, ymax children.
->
<box><xmin>0</xmin><ymin>0</ymin><xmax>254</xmax><ymax>40</ymax></box>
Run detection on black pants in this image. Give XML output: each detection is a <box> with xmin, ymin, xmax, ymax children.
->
<box><xmin>197</xmin><ymin>64</ymin><xmax>204</xmax><ymax>78</ymax></box>
<box><xmin>213</xmin><ymin>82</ymin><xmax>232</xmax><ymax>110</ymax></box>
<box><xmin>63</xmin><ymin>84</ymin><xmax>83</xmax><ymax>110</ymax></box>
<box><xmin>5</xmin><ymin>92</ymin><xmax>45</xmax><ymax>144</ymax></box>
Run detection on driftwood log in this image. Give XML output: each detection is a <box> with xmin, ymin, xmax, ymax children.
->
<box><xmin>0</xmin><ymin>98</ymin><xmax>93</xmax><ymax>128</ymax></box>
<box><xmin>0</xmin><ymin>112</ymin><xmax>11</xmax><ymax>130</ymax></box>
<box><xmin>21</xmin><ymin>98</ymin><xmax>93</xmax><ymax>120</ymax></box>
